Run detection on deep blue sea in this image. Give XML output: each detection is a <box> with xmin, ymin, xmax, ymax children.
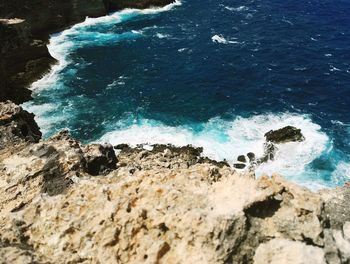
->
<box><xmin>23</xmin><ymin>0</ymin><xmax>350</xmax><ymax>189</ymax></box>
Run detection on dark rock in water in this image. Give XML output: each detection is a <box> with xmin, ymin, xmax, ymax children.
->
<box><xmin>265</xmin><ymin>126</ymin><xmax>305</xmax><ymax>144</ymax></box>
<box><xmin>83</xmin><ymin>144</ymin><xmax>117</xmax><ymax>176</ymax></box>
<box><xmin>114</xmin><ymin>143</ymin><xmax>130</xmax><ymax>150</ymax></box>
<box><xmin>234</xmin><ymin>163</ymin><xmax>246</xmax><ymax>169</ymax></box>
<box><xmin>257</xmin><ymin>142</ymin><xmax>277</xmax><ymax>165</ymax></box>
<box><xmin>247</xmin><ymin>152</ymin><xmax>255</xmax><ymax>162</ymax></box>
<box><xmin>237</xmin><ymin>155</ymin><xmax>246</xmax><ymax>163</ymax></box>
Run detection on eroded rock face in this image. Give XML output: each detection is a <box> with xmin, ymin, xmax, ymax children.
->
<box><xmin>253</xmin><ymin>239</ymin><xmax>326</xmax><ymax>264</ymax></box>
<box><xmin>0</xmin><ymin>103</ymin><xmax>349</xmax><ymax>263</ymax></box>
<box><xmin>83</xmin><ymin>143</ymin><xmax>117</xmax><ymax>175</ymax></box>
<box><xmin>0</xmin><ymin>101</ymin><xmax>41</xmax><ymax>149</ymax></box>
<box><xmin>0</xmin><ymin>130</ymin><xmax>117</xmax><ymax>215</ymax></box>
<box><xmin>0</xmin><ymin>20</ymin><xmax>55</xmax><ymax>104</ymax></box>
<box><xmin>0</xmin><ymin>132</ymin><xmax>350</xmax><ymax>263</ymax></box>
<box><xmin>265</xmin><ymin>125</ymin><xmax>305</xmax><ymax>144</ymax></box>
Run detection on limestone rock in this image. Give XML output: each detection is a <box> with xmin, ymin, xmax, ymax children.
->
<box><xmin>0</xmin><ymin>246</ymin><xmax>39</xmax><ymax>264</ymax></box>
<box><xmin>0</xmin><ymin>101</ymin><xmax>41</xmax><ymax>149</ymax></box>
<box><xmin>0</xmin><ymin>130</ymin><xmax>117</xmax><ymax>215</ymax></box>
<box><xmin>0</xmin><ymin>105</ymin><xmax>350</xmax><ymax>263</ymax></box>
<box><xmin>253</xmin><ymin>238</ymin><xmax>326</xmax><ymax>264</ymax></box>
<box><xmin>83</xmin><ymin>143</ymin><xmax>117</xmax><ymax>175</ymax></box>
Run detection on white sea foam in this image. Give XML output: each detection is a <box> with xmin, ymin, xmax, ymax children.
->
<box><xmin>98</xmin><ymin>113</ymin><xmax>329</xmax><ymax>187</ymax></box>
<box><xmin>332</xmin><ymin>162</ymin><xmax>350</xmax><ymax>185</ymax></box>
<box><xmin>224</xmin><ymin>6</ymin><xmax>248</xmax><ymax>12</ymax></box>
<box><xmin>212</xmin><ymin>35</ymin><xmax>239</xmax><ymax>44</ymax></box>
<box><xmin>22</xmin><ymin>101</ymin><xmax>67</xmax><ymax>135</ymax></box>
<box><xmin>156</xmin><ymin>33</ymin><xmax>170</xmax><ymax>39</ymax></box>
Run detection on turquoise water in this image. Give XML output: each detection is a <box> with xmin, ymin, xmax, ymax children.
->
<box><xmin>23</xmin><ymin>0</ymin><xmax>350</xmax><ymax>189</ymax></box>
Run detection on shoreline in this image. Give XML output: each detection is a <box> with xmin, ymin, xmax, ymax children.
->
<box><xmin>0</xmin><ymin>0</ymin><xmax>175</xmax><ymax>104</ymax></box>
<box><xmin>1</xmin><ymin>1</ymin><xmax>350</xmax><ymax>263</ymax></box>
<box><xmin>1</xmin><ymin>100</ymin><xmax>350</xmax><ymax>263</ymax></box>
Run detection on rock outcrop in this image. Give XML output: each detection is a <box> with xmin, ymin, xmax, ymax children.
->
<box><xmin>265</xmin><ymin>125</ymin><xmax>305</xmax><ymax>144</ymax></box>
<box><xmin>0</xmin><ymin>101</ymin><xmax>41</xmax><ymax>149</ymax></box>
<box><xmin>3</xmin><ymin>1</ymin><xmax>348</xmax><ymax>263</ymax></box>
<box><xmin>235</xmin><ymin>126</ymin><xmax>306</xmax><ymax>170</ymax></box>
<box><xmin>0</xmin><ymin>102</ymin><xmax>350</xmax><ymax>264</ymax></box>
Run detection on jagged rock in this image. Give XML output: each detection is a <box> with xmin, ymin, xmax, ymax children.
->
<box><xmin>0</xmin><ymin>130</ymin><xmax>118</xmax><ymax>214</ymax></box>
<box><xmin>114</xmin><ymin>143</ymin><xmax>130</xmax><ymax>150</ymax></box>
<box><xmin>265</xmin><ymin>126</ymin><xmax>305</xmax><ymax>144</ymax></box>
<box><xmin>253</xmin><ymin>238</ymin><xmax>326</xmax><ymax>264</ymax></box>
<box><xmin>83</xmin><ymin>143</ymin><xmax>117</xmax><ymax>175</ymax></box>
<box><xmin>247</xmin><ymin>152</ymin><xmax>255</xmax><ymax>162</ymax></box>
<box><xmin>0</xmin><ymin>101</ymin><xmax>41</xmax><ymax>149</ymax></box>
<box><xmin>0</xmin><ymin>128</ymin><xmax>350</xmax><ymax>263</ymax></box>
<box><xmin>319</xmin><ymin>184</ymin><xmax>350</xmax><ymax>229</ymax></box>
<box><xmin>237</xmin><ymin>155</ymin><xmax>246</xmax><ymax>163</ymax></box>
<box><xmin>234</xmin><ymin>163</ymin><xmax>246</xmax><ymax>169</ymax></box>
<box><xmin>0</xmin><ymin>246</ymin><xmax>38</xmax><ymax>264</ymax></box>
<box><xmin>1</xmin><ymin>103</ymin><xmax>350</xmax><ymax>262</ymax></box>
<box><xmin>257</xmin><ymin>142</ymin><xmax>277</xmax><ymax>164</ymax></box>
<box><xmin>344</xmin><ymin>222</ymin><xmax>350</xmax><ymax>241</ymax></box>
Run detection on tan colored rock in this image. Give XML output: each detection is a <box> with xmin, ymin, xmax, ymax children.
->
<box><xmin>0</xmin><ymin>246</ymin><xmax>38</xmax><ymax>264</ymax></box>
<box><xmin>0</xmin><ymin>112</ymin><xmax>350</xmax><ymax>263</ymax></box>
<box><xmin>253</xmin><ymin>238</ymin><xmax>326</xmax><ymax>264</ymax></box>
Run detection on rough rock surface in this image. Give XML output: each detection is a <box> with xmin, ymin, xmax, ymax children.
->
<box><xmin>0</xmin><ymin>101</ymin><xmax>41</xmax><ymax>149</ymax></box>
<box><xmin>253</xmin><ymin>238</ymin><xmax>326</xmax><ymax>264</ymax></box>
<box><xmin>265</xmin><ymin>125</ymin><xmax>305</xmax><ymax>144</ymax></box>
<box><xmin>0</xmin><ymin>102</ymin><xmax>350</xmax><ymax>263</ymax></box>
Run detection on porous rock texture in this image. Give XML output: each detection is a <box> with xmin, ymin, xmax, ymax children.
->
<box><xmin>0</xmin><ymin>100</ymin><xmax>41</xmax><ymax>149</ymax></box>
<box><xmin>0</xmin><ymin>102</ymin><xmax>350</xmax><ymax>263</ymax></box>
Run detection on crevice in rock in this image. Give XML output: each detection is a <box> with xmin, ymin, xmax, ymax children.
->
<box><xmin>244</xmin><ymin>197</ymin><xmax>282</xmax><ymax>219</ymax></box>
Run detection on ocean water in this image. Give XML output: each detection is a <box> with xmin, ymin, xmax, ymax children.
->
<box><xmin>23</xmin><ymin>0</ymin><xmax>350</xmax><ymax>189</ymax></box>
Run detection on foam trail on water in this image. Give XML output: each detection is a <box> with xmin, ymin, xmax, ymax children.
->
<box><xmin>98</xmin><ymin>113</ymin><xmax>330</xmax><ymax>189</ymax></box>
<box><xmin>212</xmin><ymin>35</ymin><xmax>239</xmax><ymax>44</ymax></box>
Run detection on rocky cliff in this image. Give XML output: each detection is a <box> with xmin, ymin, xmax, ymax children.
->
<box><xmin>1</xmin><ymin>1</ymin><xmax>350</xmax><ymax>263</ymax></box>
<box><xmin>0</xmin><ymin>0</ymin><xmax>174</xmax><ymax>104</ymax></box>
<box><xmin>0</xmin><ymin>101</ymin><xmax>350</xmax><ymax>264</ymax></box>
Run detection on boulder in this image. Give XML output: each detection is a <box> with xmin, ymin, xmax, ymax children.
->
<box><xmin>234</xmin><ymin>163</ymin><xmax>246</xmax><ymax>169</ymax></box>
<box><xmin>0</xmin><ymin>101</ymin><xmax>41</xmax><ymax>149</ymax></box>
<box><xmin>83</xmin><ymin>143</ymin><xmax>117</xmax><ymax>175</ymax></box>
<box><xmin>237</xmin><ymin>155</ymin><xmax>246</xmax><ymax>163</ymax></box>
<box><xmin>265</xmin><ymin>126</ymin><xmax>305</xmax><ymax>144</ymax></box>
<box><xmin>247</xmin><ymin>152</ymin><xmax>255</xmax><ymax>162</ymax></box>
<box><xmin>257</xmin><ymin>142</ymin><xmax>277</xmax><ymax>164</ymax></box>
